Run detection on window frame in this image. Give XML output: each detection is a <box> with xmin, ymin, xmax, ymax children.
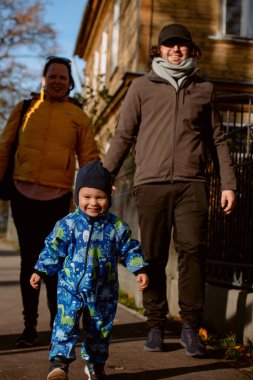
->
<box><xmin>220</xmin><ymin>0</ymin><xmax>253</xmax><ymax>40</ymax></box>
<box><xmin>110</xmin><ymin>0</ymin><xmax>121</xmax><ymax>75</ymax></box>
<box><xmin>100</xmin><ymin>28</ymin><xmax>108</xmax><ymax>88</ymax></box>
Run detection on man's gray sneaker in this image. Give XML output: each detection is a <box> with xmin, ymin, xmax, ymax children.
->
<box><xmin>180</xmin><ymin>323</ymin><xmax>205</xmax><ymax>357</ymax></box>
<box><xmin>144</xmin><ymin>329</ymin><xmax>164</xmax><ymax>351</ymax></box>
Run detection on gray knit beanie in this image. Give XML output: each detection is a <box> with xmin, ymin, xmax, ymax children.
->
<box><xmin>75</xmin><ymin>160</ymin><xmax>112</xmax><ymax>207</ymax></box>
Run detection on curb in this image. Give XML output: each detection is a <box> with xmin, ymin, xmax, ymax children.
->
<box><xmin>118</xmin><ymin>302</ymin><xmax>147</xmax><ymax>321</ymax></box>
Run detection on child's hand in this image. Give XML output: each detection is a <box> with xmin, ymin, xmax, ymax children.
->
<box><xmin>30</xmin><ymin>273</ymin><xmax>41</xmax><ymax>289</ymax></box>
<box><xmin>136</xmin><ymin>273</ymin><xmax>149</xmax><ymax>291</ymax></box>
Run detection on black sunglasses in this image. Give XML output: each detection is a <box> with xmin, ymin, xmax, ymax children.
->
<box><xmin>46</xmin><ymin>56</ymin><xmax>72</xmax><ymax>65</ymax></box>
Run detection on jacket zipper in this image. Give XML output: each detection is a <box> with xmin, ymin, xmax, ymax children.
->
<box><xmin>67</xmin><ymin>219</ymin><xmax>94</xmax><ymax>335</ymax></box>
<box><xmin>171</xmin><ymin>91</ymin><xmax>179</xmax><ymax>182</ymax></box>
<box><xmin>76</xmin><ymin>219</ymin><xmax>94</xmax><ymax>292</ymax></box>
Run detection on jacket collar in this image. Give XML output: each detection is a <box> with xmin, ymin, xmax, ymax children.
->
<box><xmin>147</xmin><ymin>68</ymin><xmax>199</xmax><ymax>86</ymax></box>
<box><xmin>75</xmin><ymin>207</ymin><xmax>110</xmax><ymax>224</ymax></box>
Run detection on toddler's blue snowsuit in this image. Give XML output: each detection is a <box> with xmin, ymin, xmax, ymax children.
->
<box><xmin>34</xmin><ymin>207</ymin><xmax>148</xmax><ymax>366</ymax></box>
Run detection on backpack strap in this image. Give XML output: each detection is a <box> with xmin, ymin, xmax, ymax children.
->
<box><xmin>18</xmin><ymin>99</ymin><xmax>32</xmax><ymax>128</ymax></box>
<box><xmin>0</xmin><ymin>99</ymin><xmax>33</xmax><ymax>200</ymax></box>
<box><xmin>68</xmin><ymin>96</ymin><xmax>83</xmax><ymax>109</ymax></box>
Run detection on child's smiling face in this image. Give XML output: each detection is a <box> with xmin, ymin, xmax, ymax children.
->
<box><xmin>78</xmin><ymin>187</ymin><xmax>108</xmax><ymax>217</ymax></box>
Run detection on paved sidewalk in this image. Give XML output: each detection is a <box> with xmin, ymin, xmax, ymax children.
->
<box><xmin>0</xmin><ymin>237</ymin><xmax>252</xmax><ymax>380</ymax></box>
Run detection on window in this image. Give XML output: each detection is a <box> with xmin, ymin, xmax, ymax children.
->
<box><xmin>222</xmin><ymin>0</ymin><xmax>253</xmax><ymax>38</ymax></box>
<box><xmin>93</xmin><ymin>50</ymin><xmax>100</xmax><ymax>93</ymax></box>
<box><xmin>100</xmin><ymin>28</ymin><xmax>108</xmax><ymax>88</ymax></box>
<box><xmin>111</xmin><ymin>0</ymin><xmax>121</xmax><ymax>74</ymax></box>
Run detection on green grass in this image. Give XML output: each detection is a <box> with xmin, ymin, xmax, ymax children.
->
<box><xmin>118</xmin><ymin>289</ymin><xmax>144</xmax><ymax>315</ymax></box>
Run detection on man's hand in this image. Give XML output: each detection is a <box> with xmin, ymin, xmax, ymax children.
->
<box><xmin>221</xmin><ymin>190</ymin><xmax>236</xmax><ymax>215</ymax></box>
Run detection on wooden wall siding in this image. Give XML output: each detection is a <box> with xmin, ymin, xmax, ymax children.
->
<box><xmin>118</xmin><ymin>1</ymin><xmax>139</xmax><ymax>73</ymax></box>
<box><xmin>204</xmin><ymin>40</ymin><xmax>253</xmax><ymax>82</ymax></box>
<box><xmin>137</xmin><ymin>0</ymin><xmax>153</xmax><ymax>72</ymax></box>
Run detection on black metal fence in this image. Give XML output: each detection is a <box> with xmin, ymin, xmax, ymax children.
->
<box><xmin>206</xmin><ymin>94</ymin><xmax>253</xmax><ymax>290</ymax></box>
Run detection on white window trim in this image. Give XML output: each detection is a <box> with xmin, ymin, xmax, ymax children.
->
<box><xmin>93</xmin><ymin>50</ymin><xmax>100</xmax><ymax>93</ymax></box>
<box><xmin>100</xmin><ymin>28</ymin><xmax>108</xmax><ymax>88</ymax></box>
<box><xmin>111</xmin><ymin>0</ymin><xmax>120</xmax><ymax>74</ymax></box>
<box><xmin>210</xmin><ymin>0</ymin><xmax>253</xmax><ymax>42</ymax></box>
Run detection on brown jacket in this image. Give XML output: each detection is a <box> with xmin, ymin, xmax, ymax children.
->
<box><xmin>0</xmin><ymin>97</ymin><xmax>99</xmax><ymax>190</ymax></box>
<box><xmin>104</xmin><ymin>71</ymin><xmax>236</xmax><ymax>191</ymax></box>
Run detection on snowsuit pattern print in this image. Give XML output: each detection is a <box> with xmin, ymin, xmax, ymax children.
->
<box><xmin>34</xmin><ymin>207</ymin><xmax>148</xmax><ymax>364</ymax></box>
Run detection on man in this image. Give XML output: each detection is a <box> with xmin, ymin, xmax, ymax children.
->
<box><xmin>103</xmin><ymin>23</ymin><xmax>236</xmax><ymax>357</ymax></box>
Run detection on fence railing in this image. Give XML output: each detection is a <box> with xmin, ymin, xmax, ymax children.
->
<box><xmin>206</xmin><ymin>94</ymin><xmax>253</xmax><ymax>290</ymax></box>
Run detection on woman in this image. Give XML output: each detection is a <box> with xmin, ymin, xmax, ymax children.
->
<box><xmin>0</xmin><ymin>56</ymin><xmax>99</xmax><ymax>347</ymax></box>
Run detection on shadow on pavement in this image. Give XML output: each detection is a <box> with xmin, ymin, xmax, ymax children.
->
<box><xmin>0</xmin><ymin>330</ymin><xmax>52</xmax><ymax>353</ymax></box>
<box><xmin>0</xmin><ymin>321</ymin><xmax>182</xmax><ymax>354</ymax></box>
<box><xmin>107</xmin><ymin>361</ymin><xmax>232</xmax><ymax>379</ymax></box>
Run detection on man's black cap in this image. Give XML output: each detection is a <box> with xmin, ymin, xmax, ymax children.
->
<box><xmin>158</xmin><ymin>23</ymin><xmax>192</xmax><ymax>45</ymax></box>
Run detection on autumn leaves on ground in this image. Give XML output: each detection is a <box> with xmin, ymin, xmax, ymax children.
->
<box><xmin>119</xmin><ymin>290</ymin><xmax>253</xmax><ymax>373</ymax></box>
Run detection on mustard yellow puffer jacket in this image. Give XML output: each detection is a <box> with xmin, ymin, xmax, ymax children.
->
<box><xmin>0</xmin><ymin>98</ymin><xmax>99</xmax><ymax>190</ymax></box>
